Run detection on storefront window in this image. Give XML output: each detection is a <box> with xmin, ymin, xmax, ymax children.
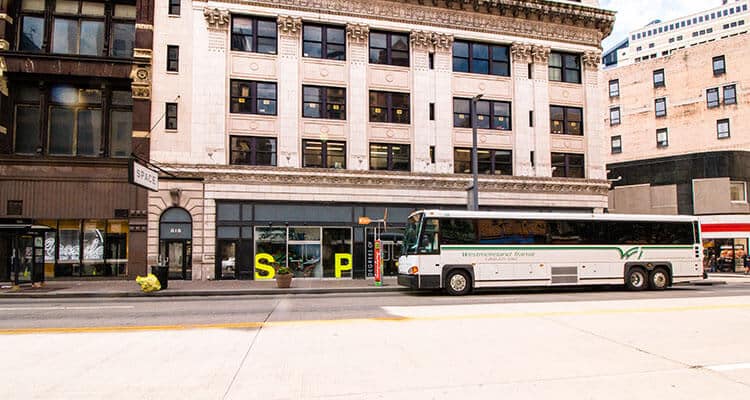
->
<box><xmin>106</xmin><ymin>220</ymin><xmax>128</xmax><ymax>276</ymax></box>
<box><xmin>218</xmin><ymin>241</ymin><xmax>237</xmax><ymax>279</ymax></box>
<box><xmin>255</xmin><ymin>227</ymin><xmax>286</xmax><ymax>278</ymax></box>
<box><xmin>82</xmin><ymin>220</ymin><xmax>105</xmax><ymax>276</ymax></box>
<box><xmin>704</xmin><ymin>238</ymin><xmax>747</xmax><ymax>272</ymax></box>
<box><xmin>323</xmin><ymin>228</ymin><xmax>352</xmax><ymax>278</ymax></box>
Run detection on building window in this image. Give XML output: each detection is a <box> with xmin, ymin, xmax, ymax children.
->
<box><xmin>369</xmin><ymin>91</ymin><xmax>410</xmax><ymax>124</ymax></box>
<box><xmin>302</xmin><ymin>140</ymin><xmax>346</xmax><ymax>169</ymax></box>
<box><xmin>230</xmin><ymin>136</ymin><xmax>277</xmax><ymax>166</ymax></box>
<box><xmin>550</xmin><ymin>106</ymin><xmax>583</xmax><ymax>136</ymax></box>
<box><xmin>609</xmin><ymin>79</ymin><xmax>620</xmax><ymax>97</ymax></box>
<box><xmin>302</xmin><ymin>24</ymin><xmax>345</xmax><ymax>60</ymax></box>
<box><xmin>453</xmin><ymin>98</ymin><xmax>511</xmax><ymax>130</ymax></box>
<box><xmin>231</xmin><ymin>16</ymin><xmax>277</xmax><ymax>54</ymax></box>
<box><xmin>713</xmin><ymin>55</ymin><xmax>726</xmax><ymax>75</ymax></box>
<box><xmin>611</xmin><ymin>136</ymin><xmax>622</xmax><ymax>154</ymax></box>
<box><xmin>429</xmin><ymin>103</ymin><xmax>435</xmax><ymax>121</ymax></box>
<box><xmin>230</xmin><ymin>80</ymin><xmax>277</xmax><ymax>115</ymax></box>
<box><xmin>13</xmin><ymin>83</ymin><xmax>132</xmax><ymax>158</ymax></box>
<box><xmin>717</xmin><ymin>119</ymin><xmax>730</xmax><ymax>139</ymax></box>
<box><xmin>302</xmin><ymin>86</ymin><xmax>346</xmax><ymax>120</ymax></box>
<box><xmin>551</xmin><ymin>153</ymin><xmax>584</xmax><ymax>178</ymax></box>
<box><xmin>653</xmin><ymin>69</ymin><xmax>665</xmax><ymax>87</ymax></box>
<box><xmin>724</xmin><ymin>84</ymin><xmax>737</xmax><ymax>105</ymax></box>
<box><xmin>169</xmin><ymin>0</ymin><xmax>180</xmax><ymax>15</ymax></box>
<box><xmin>166</xmin><ymin>103</ymin><xmax>178</xmax><ymax>130</ymax></box>
<box><xmin>730</xmin><ymin>181</ymin><xmax>747</xmax><ymax>202</ymax></box>
<box><xmin>656</xmin><ymin>128</ymin><xmax>669</xmax><ymax>147</ymax></box>
<box><xmin>609</xmin><ymin>107</ymin><xmax>621</xmax><ymax>125</ymax></box>
<box><xmin>549</xmin><ymin>52</ymin><xmax>581</xmax><ymax>83</ymax></box>
<box><xmin>453</xmin><ymin>148</ymin><xmax>512</xmax><ymax>175</ymax></box>
<box><xmin>19</xmin><ymin>1</ymin><xmax>135</xmax><ymax>57</ymax></box>
<box><xmin>706</xmin><ymin>88</ymin><xmax>720</xmax><ymax>108</ymax></box>
<box><xmin>452</xmin><ymin>41</ymin><xmax>510</xmax><ymax>76</ymax></box>
<box><xmin>167</xmin><ymin>45</ymin><xmax>179</xmax><ymax>72</ymax></box>
<box><xmin>655</xmin><ymin>98</ymin><xmax>667</xmax><ymax>117</ymax></box>
<box><xmin>369</xmin><ymin>143</ymin><xmax>410</xmax><ymax>171</ymax></box>
<box><xmin>369</xmin><ymin>31</ymin><xmax>409</xmax><ymax>67</ymax></box>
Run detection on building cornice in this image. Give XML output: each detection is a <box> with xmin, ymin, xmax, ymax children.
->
<box><xmin>157</xmin><ymin>165</ymin><xmax>610</xmax><ymax>196</ymax></box>
<box><xmin>195</xmin><ymin>0</ymin><xmax>614</xmax><ymax>47</ymax></box>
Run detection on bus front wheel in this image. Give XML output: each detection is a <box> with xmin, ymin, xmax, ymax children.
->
<box><xmin>445</xmin><ymin>270</ymin><xmax>472</xmax><ymax>296</ymax></box>
<box><xmin>625</xmin><ymin>267</ymin><xmax>648</xmax><ymax>291</ymax></box>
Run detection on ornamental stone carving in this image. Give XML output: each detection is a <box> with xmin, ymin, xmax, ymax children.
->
<box><xmin>432</xmin><ymin>32</ymin><xmax>454</xmax><ymax>51</ymax></box>
<box><xmin>346</xmin><ymin>23</ymin><xmax>369</xmax><ymax>44</ymax></box>
<box><xmin>204</xmin><ymin>8</ymin><xmax>230</xmax><ymax>30</ymax></box>
<box><xmin>582</xmin><ymin>50</ymin><xmax>602</xmax><ymax>70</ymax></box>
<box><xmin>510</xmin><ymin>42</ymin><xmax>533</xmax><ymax>64</ymax></box>
<box><xmin>410</xmin><ymin>30</ymin><xmax>453</xmax><ymax>51</ymax></box>
<box><xmin>130</xmin><ymin>65</ymin><xmax>152</xmax><ymax>100</ymax></box>
<box><xmin>410</xmin><ymin>30</ymin><xmax>433</xmax><ymax>50</ymax></box>
<box><xmin>223</xmin><ymin>0</ymin><xmax>614</xmax><ymax>47</ymax></box>
<box><xmin>277</xmin><ymin>15</ymin><xmax>302</xmax><ymax>36</ymax></box>
<box><xmin>532</xmin><ymin>45</ymin><xmax>551</xmax><ymax>64</ymax></box>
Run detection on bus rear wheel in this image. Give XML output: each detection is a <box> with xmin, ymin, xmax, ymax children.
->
<box><xmin>649</xmin><ymin>267</ymin><xmax>670</xmax><ymax>290</ymax></box>
<box><xmin>625</xmin><ymin>267</ymin><xmax>648</xmax><ymax>291</ymax></box>
<box><xmin>445</xmin><ymin>270</ymin><xmax>471</xmax><ymax>296</ymax></box>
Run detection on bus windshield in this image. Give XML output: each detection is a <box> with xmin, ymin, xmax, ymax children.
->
<box><xmin>403</xmin><ymin>213</ymin><xmax>422</xmax><ymax>255</ymax></box>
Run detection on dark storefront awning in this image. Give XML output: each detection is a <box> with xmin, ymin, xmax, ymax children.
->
<box><xmin>0</xmin><ymin>219</ymin><xmax>55</xmax><ymax>233</ymax></box>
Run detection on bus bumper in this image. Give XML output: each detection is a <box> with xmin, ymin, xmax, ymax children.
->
<box><xmin>398</xmin><ymin>274</ymin><xmax>441</xmax><ymax>289</ymax></box>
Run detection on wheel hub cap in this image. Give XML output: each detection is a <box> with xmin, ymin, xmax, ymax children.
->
<box><xmin>450</xmin><ymin>275</ymin><xmax>466</xmax><ymax>291</ymax></box>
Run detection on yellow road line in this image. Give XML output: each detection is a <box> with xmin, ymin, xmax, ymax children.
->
<box><xmin>1</xmin><ymin>303</ymin><xmax>748</xmax><ymax>335</ymax></box>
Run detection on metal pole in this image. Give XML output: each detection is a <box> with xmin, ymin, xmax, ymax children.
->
<box><xmin>470</xmin><ymin>94</ymin><xmax>483</xmax><ymax>211</ymax></box>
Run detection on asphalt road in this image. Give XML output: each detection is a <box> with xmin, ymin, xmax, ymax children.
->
<box><xmin>2</xmin><ymin>283</ymin><xmax>750</xmax><ymax>399</ymax></box>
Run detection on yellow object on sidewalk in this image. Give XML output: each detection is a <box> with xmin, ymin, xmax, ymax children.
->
<box><xmin>135</xmin><ymin>274</ymin><xmax>162</xmax><ymax>293</ymax></box>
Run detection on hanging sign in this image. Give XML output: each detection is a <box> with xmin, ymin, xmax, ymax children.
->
<box><xmin>129</xmin><ymin>159</ymin><xmax>159</xmax><ymax>192</ymax></box>
<box><xmin>374</xmin><ymin>239</ymin><xmax>382</xmax><ymax>286</ymax></box>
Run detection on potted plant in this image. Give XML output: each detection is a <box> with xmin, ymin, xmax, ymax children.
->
<box><xmin>276</xmin><ymin>265</ymin><xmax>293</xmax><ymax>288</ymax></box>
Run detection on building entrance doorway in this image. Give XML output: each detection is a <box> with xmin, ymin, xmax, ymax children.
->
<box><xmin>159</xmin><ymin>208</ymin><xmax>193</xmax><ymax>280</ymax></box>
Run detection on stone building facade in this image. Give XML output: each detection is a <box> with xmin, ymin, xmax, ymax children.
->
<box><xmin>0</xmin><ymin>0</ymin><xmax>154</xmax><ymax>282</ymax></box>
<box><xmin>149</xmin><ymin>0</ymin><xmax>614</xmax><ymax>281</ymax></box>
<box><xmin>604</xmin><ymin>33</ymin><xmax>750</xmax><ymax>272</ymax></box>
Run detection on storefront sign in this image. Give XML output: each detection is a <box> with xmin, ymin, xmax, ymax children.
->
<box><xmin>129</xmin><ymin>159</ymin><xmax>159</xmax><ymax>192</ymax></box>
<box><xmin>366</xmin><ymin>239</ymin><xmax>374</xmax><ymax>277</ymax></box>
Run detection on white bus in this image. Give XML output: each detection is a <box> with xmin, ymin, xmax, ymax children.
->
<box><xmin>397</xmin><ymin>209</ymin><xmax>703</xmax><ymax>295</ymax></box>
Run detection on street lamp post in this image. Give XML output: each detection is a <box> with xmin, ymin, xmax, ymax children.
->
<box><xmin>469</xmin><ymin>93</ymin><xmax>483</xmax><ymax>211</ymax></box>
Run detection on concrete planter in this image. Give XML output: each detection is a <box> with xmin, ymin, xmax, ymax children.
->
<box><xmin>276</xmin><ymin>273</ymin><xmax>293</xmax><ymax>288</ymax></box>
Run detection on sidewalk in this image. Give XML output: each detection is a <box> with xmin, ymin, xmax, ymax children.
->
<box><xmin>0</xmin><ymin>277</ymin><xmax>405</xmax><ymax>298</ymax></box>
<box><xmin>1</xmin><ymin>273</ymin><xmax>747</xmax><ymax>299</ymax></box>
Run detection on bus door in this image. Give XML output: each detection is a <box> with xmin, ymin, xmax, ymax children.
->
<box><xmin>417</xmin><ymin>218</ymin><xmax>442</xmax><ymax>276</ymax></box>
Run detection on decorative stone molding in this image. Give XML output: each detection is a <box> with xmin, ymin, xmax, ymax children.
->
<box><xmin>277</xmin><ymin>15</ymin><xmax>302</xmax><ymax>36</ymax></box>
<box><xmin>346</xmin><ymin>23</ymin><xmax>369</xmax><ymax>44</ymax></box>
<box><xmin>133</xmin><ymin>48</ymin><xmax>153</xmax><ymax>61</ymax></box>
<box><xmin>0</xmin><ymin>39</ymin><xmax>9</xmax><ymax>51</ymax></box>
<box><xmin>130</xmin><ymin>65</ymin><xmax>152</xmax><ymax>100</ymax></box>
<box><xmin>432</xmin><ymin>32</ymin><xmax>454</xmax><ymax>52</ymax></box>
<box><xmin>582</xmin><ymin>50</ymin><xmax>602</xmax><ymax>70</ymax></box>
<box><xmin>204</xmin><ymin>8</ymin><xmax>230</xmax><ymax>30</ymax></box>
<box><xmin>135</xmin><ymin>23</ymin><xmax>154</xmax><ymax>31</ymax></box>
<box><xmin>532</xmin><ymin>45</ymin><xmax>551</xmax><ymax>64</ymax></box>
<box><xmin>0</xmin><ymin>13</ymin><xmax>13</xmax><ymax>24</ymax></box>
<box><xmin>202</xmin><ymin>0</ymin><xmax>614</xmax><ymax>47</ymax></box>
<box><xmin>410</xmin><ymin>30</ymin><xmax>433</xmax><ymax>50</ymax></box>
<box><xmin>159</xmin><ymin>164</ymin><xmax>610</xmax><ymax>196</ymax></box>
<box><xmin>411</xmin><ymin>30</ymin><xmax>453</xmax><ymax>52</ymax></box>
<box><xmin>510</xmin><ymin>42</ymin><xmax>533</xmax><ymax>64</ymax></box>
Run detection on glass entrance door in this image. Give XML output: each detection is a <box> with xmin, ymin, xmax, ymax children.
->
<box><xmin>17</xmin><ymin>235</ymin><xmax>35</xmax><ymax>283</ymax></box>
<box><xmin>160</xmin><ymin>240</ymin><xmax>191</xmax><ymax>280</ymax></box>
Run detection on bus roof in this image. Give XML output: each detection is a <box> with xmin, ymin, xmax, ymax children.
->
<box><xmin>410</xmin><ymin>209</ymin><xmax>699</xmax><ymax>223</ymax></box>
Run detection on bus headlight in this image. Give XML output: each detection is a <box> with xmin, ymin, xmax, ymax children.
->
<box><xmin>408</xmin><ymin>266</ymin><xmax>419</xmax><ymax>275</ymax></box>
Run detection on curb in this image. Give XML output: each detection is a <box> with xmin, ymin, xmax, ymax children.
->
<box><xmin>690</xmin><ymin>280</ymin><xmax>727</xmax><ymax>286</ymax></box>
<box><xmin>0</xmin><ymin>286</ymin><xmax>408</xmax><ymax>299</ymax></box>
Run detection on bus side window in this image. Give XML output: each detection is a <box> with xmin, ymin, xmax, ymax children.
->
<box><xmin>420</xmin><ymin>219</ymin><xmax>440</xmax><ymax>253</ymax></box>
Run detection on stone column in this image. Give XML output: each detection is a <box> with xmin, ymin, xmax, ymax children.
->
<box><xmin>346</xmin><ymin>24</ymin><xmax>369</xmax><ymax>170</ymax></box>
<box><xmin>510</xmin><ymin>42</ymin><xmax>534</xmax><ymax>177</ymax></box>
<box><xmin>198</xmin><ymin>7</ymin><xmax>230</xmax><ymax>165</ymax></box>
<box><xmin>410</xmin><ymin>30</ymin><xmax>432</xmax><ymax>173</ymax></box>
<box><xmin>276</xmin><ymin>16</ymin><xmax>302</xmax><ymax>167</ymax></box>
<box><xmin>583</xmin><ymin>50</ymin><xmax>605</xmax><ymax>180</ymax></box>
<box><xmin>432</xmin><ymin>33</ymin><xmax>454</xmax><ymax>174</ymax></box>
<box><xmin>531</xmin><ymin>45</ymin><xmax>552</xmax><ymax>177</ymax></box>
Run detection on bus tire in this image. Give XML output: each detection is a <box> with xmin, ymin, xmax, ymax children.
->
<box><xmin>649</xmin><ymin>267</ymin><xmax>670</xmax><ymax>290</ymax></box>
<box><xmin>625</xmin><ymin>267</ymin><xmax>648</xmax><ymax>291</ymax></box>
<box><xmin>445</xmin><ymin>270</ymin><xmax>472</xmax><ymax>296</ymax></box>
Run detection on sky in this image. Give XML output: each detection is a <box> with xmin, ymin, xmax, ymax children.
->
<box><xmin>600</xmin><ymin>0</ymin><xmax>726</xmax><ymax>50</ymax></box>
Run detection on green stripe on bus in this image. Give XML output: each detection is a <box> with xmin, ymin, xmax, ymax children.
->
<box><xmin>440</xmin><ymin>245</ymin><xmax>694</xmax><ymax>260</ymax></box>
